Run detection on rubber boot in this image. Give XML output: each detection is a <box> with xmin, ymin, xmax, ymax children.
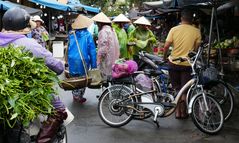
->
<box><xmin>36</xmin><ymin>109</ymin><xmax>67</xmax><ymax>143</ymax></box>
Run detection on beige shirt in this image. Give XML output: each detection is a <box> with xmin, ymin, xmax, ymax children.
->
<box><xmin>166</xmin><ymin>24</ymin><xmax>201</xmax><ymax>66</ymax></box>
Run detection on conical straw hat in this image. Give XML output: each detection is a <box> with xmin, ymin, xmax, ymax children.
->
<box><xmin>113</xmin><ymin>14</ymin><xmax>130</xmax><ymax>22</ymax></box>
<box><xmin>133</xmin><ymin>16</ymin><xmax>151</xmax><ymax>26</ymax></box>
<box><xmin>72</xmin><ymin>14</ymin><xmax>93</xmax><ymax>29</ymax></box>
<box><xmin>92</xmin><ymin>12</ymin><xmax>111</xmax><ymax>23</ymax></box>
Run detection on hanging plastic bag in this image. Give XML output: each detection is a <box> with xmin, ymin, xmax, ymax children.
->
<box><xmin>135</xmin><ymin>74</ymin><xmax>152</xmax><ymax>91</ymax></box>
<box><xmin>42</xmin><ymin>32</ymin><xmax>49</xmax><ymax>42</ymax></box>
<box><xmin>112</xmin><ymin>59</ymin><xmax>138</xmax><ymax>79</ymax></box>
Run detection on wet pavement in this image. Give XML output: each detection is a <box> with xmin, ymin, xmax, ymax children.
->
<box><xmin>57</xmin><ymin>85</ymin><xmax>239</xmax><ymax>143</ymax></box>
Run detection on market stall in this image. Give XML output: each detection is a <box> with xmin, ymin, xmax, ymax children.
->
<box><xmin>142</xmin><ymin>0</ymin><xmax>239</xmax><ymax>84</ymax></box>
<box><xmin>28</xmin><ymin>0</ymin><xmax>99</xmax><ymax>35</ymax></box>
<box><xmin>27</xmin><ymin>0</ymin><xmax>100</xmax><ymax>56</ymax></box>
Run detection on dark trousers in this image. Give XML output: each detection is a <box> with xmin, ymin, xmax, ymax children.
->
<box><xmin>168</xmin><ymin>62</ymin><xmax>192</xmax><ymax>92</ymax></box>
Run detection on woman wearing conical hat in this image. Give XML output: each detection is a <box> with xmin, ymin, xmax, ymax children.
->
<box><xmin>128</xmin><ymin>16</ymin><xmax>157</xmax><ymax>58</ymax></box>
<box><xmin>92</xmin><ymin>12</ymin><xmax>120</xmax><ymax>77</ymax></box>
<box><xmin>68</xmin><ymin>14</ymin><xmax>97</xmax><ymax>103</ymax></box>
<box><xmin>112</xmin><ymin>14</ymin><xmax>130</xmax><ymax>59</ymax></box>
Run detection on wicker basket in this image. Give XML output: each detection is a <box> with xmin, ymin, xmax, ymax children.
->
<box><xmin>59</xmin><ymin>70</ymin><xmax>92</xmax><ymax>90</ymax></box>
<box><xmin>199</xmin><ymin>66</ymin><xmax>219</xmax><ymax>84</ymax></box>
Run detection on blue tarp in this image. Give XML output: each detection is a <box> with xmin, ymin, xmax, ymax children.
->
<box><xmin>68</xmin><ymin>0</ymin><xmax>100</xmax><ymax>13</ymax></box>
<box><xmin>0</xmin><ymin>0</ymin><xmax>11</xmax><ymax>10</ymax></box>
<box><xmin>0</xmin><ymin>0</ymin><xmax>42</xmax><ymax>15</ymax></box>
<box><xmin>29</xmin><ymin>0</ymin><xmax>74</xmax><ymax>11</ymax></box>
<box><xmin>29</xmin><ymin>0</ymin><xmax>99</xmax><ymax>13</ymax></box>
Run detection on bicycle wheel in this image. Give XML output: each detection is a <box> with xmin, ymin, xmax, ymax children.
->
<box><xmin>98</xmin><ymin>85</ymin><xmax>134</xmax><ymax>127</ymax></box>
<box><xmin>188</xmin><ymin>80</ymin><xmax>234</xmax><ymax>121</ymax></box>
<box><xmin>191</xmin><ymin>94</ymin><xmax>224</xmax><ymax>135</ymax></box>
<box><xmin>204</xmin><ymin>80</ymin><xmax>234</xmax><ymax>121</ymax></box>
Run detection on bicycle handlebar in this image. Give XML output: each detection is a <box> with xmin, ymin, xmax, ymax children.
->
<box><xmin>172</xmin><ymin>45</ymin><xmax>204</xmax><ymax>76</ymax></box>
<box><xmin>172</xmin><ymin>57</ymin><xmax>187</xmax><ymax>62</ymax></box>
<box><xmin>139</xmin><ymin>51</ymin><xmax>167</xmax><ymax>65</ymax></box>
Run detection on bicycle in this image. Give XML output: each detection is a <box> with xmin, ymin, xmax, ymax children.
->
<box><xmin>98</xmin><ymin>45</ymin><xmax>224</xmax><ymax>134</ymax></box>
<box><xmin>136</xmin><ymin>50</ymin><xmax>234</xmax><ymax>122</ymax></box>
<box><xmin>185</xmin><ymin>45</ymin><xmax>234</xmax><ymax>122</ymax></box>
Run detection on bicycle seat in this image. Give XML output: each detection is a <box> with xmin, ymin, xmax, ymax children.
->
<box><xmin>144</xmin><ymin>53</ymin><xmax>165</xmax><ymax>65</ymax></box>
<box><xmin>108</xmin><ymin>75</ymin><xmax>134</xmax><ymax>84</ymax></box>
<box><xmin>144</xmin><ymin>69</ymin><xmax>163</xmax><ymax>76</ymax></box>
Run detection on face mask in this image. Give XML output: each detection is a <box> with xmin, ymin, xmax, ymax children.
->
<box><xmin>124</xmin><ymin>23</ymin><xmax>129</xmax><ymax>29</ymax></box>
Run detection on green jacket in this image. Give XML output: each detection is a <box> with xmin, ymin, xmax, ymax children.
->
<box><xmin>113</xmin><ymin>24</ymin><xmax>129</xmax><ymax>59</ymax></box>
<box><xmin>128</xmin><ymin>27</ymin><xmax>157</xmax><ymax>59</ymax></box>
<box><xmin>127</xmin><ymin>24</ymin><xmax>135</xmax><ymax>34</ymax></box>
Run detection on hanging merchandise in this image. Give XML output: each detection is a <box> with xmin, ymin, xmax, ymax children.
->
<box><xmin>52</xmin><ymin>18</ymin><xmax>58</xmax><ymax>31</ymax></box>
<box><xmin>58</xmin><ymin>18</ymin><xmax>65</xmax><ymax>32</ymax></box>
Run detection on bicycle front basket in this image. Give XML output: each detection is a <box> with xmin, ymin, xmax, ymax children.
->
<box><xmin>200</xmin><ymin>66</ymin><xmax>219</xmax><ymax>84</ymax></box>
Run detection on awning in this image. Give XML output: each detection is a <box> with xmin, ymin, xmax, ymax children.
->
<box><xmin>143</xmin><ymin>0</ymin><xmax>227</xmax><ymax>9</ymax></box>
<box><xmin>0</xmin><ymin>0</ymin><xmax>42</xmax><ymax>15</ymax></box>
<box><xmin>28</xmin><ymin>0</ymin><xmax>100</xmax><ymax>13</ymax></box>
<box><xmin>68</xmin><ymin>0</ymin><xmax>100</xmax><ymax>13</ymax></box>
<box><xmin>217</xmin><ymin>0</ymin><xmax>239</xmax><ymax>12</ymax></box>
<box><xmin>143</xmin><ymin>0</ymin><xmax>175</xmax><ymax>9</ymax></box>
<box><xmin>143</xmin><ymin>1</ymin><xmax>179</xmax><ymax>16</ymax></box>
<box><xmin>28</xmin><ymin>0</ymin><xmax>75</xmax><ymax>11</ymax></box>
<box><xmin>176</xmin><ymin>0</ymin><xmax>211</xmax><ymax>8</ymax></box>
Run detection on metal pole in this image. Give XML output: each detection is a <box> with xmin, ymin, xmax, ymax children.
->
<box><xmin>214</xmin><ymin>6</ymin><xmax>223</xmax><ymax>74</ymax></box>
<box><xmin>48</xmin><ymin>10</ymin><xmax>51</xmax><ymax>34</ymax></box>
<box><xmin>207</xmin><ymin>6</ymin><xmax>215</xmax><ymax>66</ymax></box>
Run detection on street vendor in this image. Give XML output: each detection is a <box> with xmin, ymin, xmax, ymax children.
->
<box><xmin>128</xmin><ymin>16</ymin><xmax>157</xmax><ymax>59</ymax></box>
<box><xmin>112</xmin><ymin>14</ymin><xmax>131</xmax><ymax>59</ymax></box>
<box><xmin>67</xmin><ymin>14</ymin><xmax>97</xmax><ymax>103</ymax></box>
<box><xmin>0</xmin><ymin>7</ymin><xmax>67</xmax><ymax>143</ymax></box>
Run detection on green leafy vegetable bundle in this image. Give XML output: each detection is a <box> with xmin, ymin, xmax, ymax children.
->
<box><xmin>213</xmin><ymin>36</ymin><xmax>239</xmax><ymax>49</ymax></box>
<box><xmin>0</xmin><ymin>45</ymin><xmax>58</xmax><ymax>128</ymax></box>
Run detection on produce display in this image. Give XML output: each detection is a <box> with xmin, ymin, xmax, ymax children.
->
<box><xmin>0</xmin><ymin>45</ymin><xmax>58</xmax><ymax>128</ymax></box>
<box><xmin>213</xmin><ymin>36</ymin><xmax>239</xmax><ymax>49</ymax></box>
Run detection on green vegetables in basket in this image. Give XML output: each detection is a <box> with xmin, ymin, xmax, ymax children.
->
<box><xmin>213</xmin><ymin>36</ymin><xmax>239</xmax><ymax>49</ymax></box>
<box><xmin>0</xmin><ymin>45</ymin><xmax>59</xmax><ymax>128</ymax></box>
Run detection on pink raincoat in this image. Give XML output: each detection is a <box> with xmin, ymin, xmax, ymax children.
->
<box><xmin>97</xmin><ymin>25</ymin><xmax>120</xmax><ymax>76</ymax></box>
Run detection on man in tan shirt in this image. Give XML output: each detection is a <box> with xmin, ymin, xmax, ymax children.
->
<box><xmin>163</xmin><ymin>9</ymin><xmax>201</xmax><ymax>119</ymax></box>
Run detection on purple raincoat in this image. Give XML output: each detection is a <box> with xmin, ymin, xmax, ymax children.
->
<box><xmin>0</xmin><ymin>32</ymin><xmax>63</xmax><ymax>75</ymax></box>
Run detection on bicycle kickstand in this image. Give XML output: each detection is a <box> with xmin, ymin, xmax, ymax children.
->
<box><xmin>154</xmin><ymin>120</ymin><xmax>160</xmax><ymax>128</ymax></box>
<box><xmin>153</xmin><ymin>110</ymin><xmax>160</xmax><ymax>128</ymax></box>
